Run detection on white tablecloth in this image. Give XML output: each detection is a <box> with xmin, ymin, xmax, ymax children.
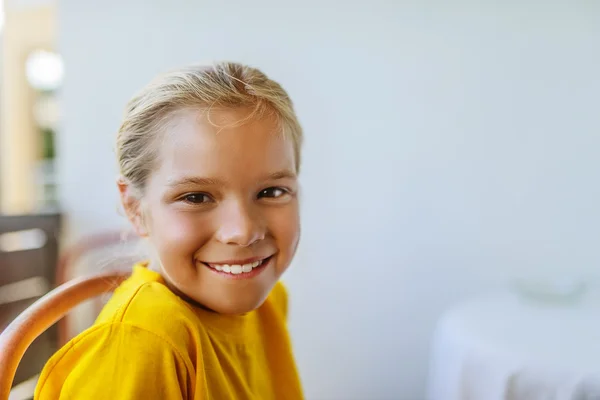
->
<box><xmin>426</xmin><ymin>290</ymin><xmax>600</xmax><ymax>400</ymax></box>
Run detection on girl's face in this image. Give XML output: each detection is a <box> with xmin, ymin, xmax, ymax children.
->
<box><xmin>123</xmin><ymin>108</ymin><xmax>300</xmax><ymax>314</ymax></box>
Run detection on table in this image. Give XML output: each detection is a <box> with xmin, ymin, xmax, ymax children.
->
<box><xmin>426</xmin><ymin>288</ymin><xmax>600</xmax><ymax>400</ymax></box>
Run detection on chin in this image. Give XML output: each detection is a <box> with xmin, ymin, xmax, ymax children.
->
<box><xmin>202</xmin><ymin>292</ymin><xmax>271</xmax><ymax>315</ymax></box>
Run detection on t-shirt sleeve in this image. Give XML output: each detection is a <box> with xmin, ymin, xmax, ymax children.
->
<box><xmin>35</xmin><ymin>323</ymin><xmax>193</xmax><ymax>399</ymax></box>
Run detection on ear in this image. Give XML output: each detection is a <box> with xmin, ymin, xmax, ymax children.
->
<box><xmin>117</xmin><ymin>177</ymin><xmax>149</xmax><ymax>237</ymax></box>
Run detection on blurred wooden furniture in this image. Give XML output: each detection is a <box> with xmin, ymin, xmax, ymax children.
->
<box><xmin>0</xmin><ymin>271</ymin><xmax>130</xmax><ymax>399</ymax></box>
<box><xmin>0</xmin><ymin>213</ymin><xmax>60</xmax><ymax>388</ymax></box>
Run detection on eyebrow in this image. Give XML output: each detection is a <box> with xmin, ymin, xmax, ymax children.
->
<box><xmin>167</xmin><ymin>176</ymin><xmax>222</xmax><ymax>187</ymax></box>
<box><xmin>267</xmin><ymin>170</ymin><xmax>297</xmax><ymax>181</ymax></box>
<box><xmin>167</xmin><ymin>170</ymin><xmax>296</xmax><ymax>188</ymax></box>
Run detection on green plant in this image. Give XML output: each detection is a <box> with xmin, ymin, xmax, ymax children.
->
<box><xmin>41</xmin><ymin>127</ymin><xmax>55</xmax><ymax>160</ymax></box>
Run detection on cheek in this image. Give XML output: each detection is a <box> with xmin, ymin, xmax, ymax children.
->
<box><xmin>269</xmin><ymin>204</ymin><xmax>300</xmax><ymax>253</ymax></box>
<box><xmin>147</xmin><ymin>203</ymin><xmax>212</xmax><ymax>257</ymax></box>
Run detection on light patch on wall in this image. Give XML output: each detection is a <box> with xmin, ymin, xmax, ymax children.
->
<box><xmin>0</xmin><ymin>228</ymin><xmax>47</xmax><ymax>252</ymax></box>
<box><xmin>25</xmin><ymin>50</ymin><xmax>64</xmax><ymax>91</ymax></box>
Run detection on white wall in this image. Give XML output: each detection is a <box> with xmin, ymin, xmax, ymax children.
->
<box><xmin>58</xmin><ymin>2</ymin><xmax>600</xmax><ymax>398</ymax></box>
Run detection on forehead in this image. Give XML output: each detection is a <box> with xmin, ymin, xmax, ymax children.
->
<box><xmin>154</xmin><ymin>108</ymin><xmax>295</xmax><ymax>183</ymax></box>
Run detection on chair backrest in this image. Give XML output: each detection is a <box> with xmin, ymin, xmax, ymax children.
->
<box><xmin>0</xmin><ymin>213</ymin><xmax>61</xmax><ymax>385</ymax></box>
<box><xmin>55</xmin><ymin>230</ymin><xmax>140</xmax><ymax>345</ymax></box>
<box><xmin>0</xmin><ymin>214</ymin><xmax>60</xmax><ymax>288</ymax></box>
<box><xmin>0</xmin><ymin>271</ymin><xmax>129</xmax><ymax>399</ymax></box>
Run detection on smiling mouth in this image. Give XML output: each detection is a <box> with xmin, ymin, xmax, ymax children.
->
<box><xmin>202</xmin><ymin>256</ymin><xmax>272</xmax><ymax>276</ymax></box>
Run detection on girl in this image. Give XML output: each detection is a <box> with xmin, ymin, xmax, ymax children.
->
<box><xmin>35</xmin><ymin>62</ymin><xmax>304</xmax><ymax>399</ymax></box>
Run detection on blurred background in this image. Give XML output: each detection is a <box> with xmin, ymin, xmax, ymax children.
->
<box><xmin>1</xmin><ymin>1</ymin><xmax>599</xmax><ymax>399</ymax></box>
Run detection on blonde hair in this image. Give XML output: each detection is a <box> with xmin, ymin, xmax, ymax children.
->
<box><xmin>116</xmin><ymin>62</ymin><xmax>303</xmax><ymax>194</ymax></box>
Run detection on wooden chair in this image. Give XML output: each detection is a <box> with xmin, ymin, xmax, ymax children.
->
<box><xmin>0</xmin><ymin>271</ymin><xmax>130</xmax><ymax>399</ymax></box>
<box><xmin>54</xmin><ymin>230</ymin><xmax>140</xmax><ymax>345</ymax></box>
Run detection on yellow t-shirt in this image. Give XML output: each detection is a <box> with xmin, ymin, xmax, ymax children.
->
<box><xmin>35</xmin><ymin>264</ymin><xmax>303</xmax><ymax>399</ymax></box>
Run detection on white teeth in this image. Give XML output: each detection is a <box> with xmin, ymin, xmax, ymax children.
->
<box><xmin>230</xmin><ymin>265</ymin><xmax>243</xmax><ymax>274</ymax></box>
<box><xmin>210</xmin><ymin>259</ymin><xmax>267</xmax><ymax>274</ymax></box>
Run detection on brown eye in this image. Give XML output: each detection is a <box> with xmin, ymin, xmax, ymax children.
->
<box><xmin>182</xmin><ymin>193</ymin><xmax>213</xmax><ymax>204</ymax></box>
<box><xmin>258</xmin><ymin>187</ymin><xmax>288</xmax><ymax>199</ymax></box>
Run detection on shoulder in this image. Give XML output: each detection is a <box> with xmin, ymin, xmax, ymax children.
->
<box><xmin>36</xmin><ymin>277</ymin><xmax>199</xmax><ymax>397</ymax></box>
<box><xmin>97</xmin><ymin>277</ymin><xmax>201</xmax><ymax>355</ymax></box>
<box><xmin>36</xmin><ymin>323</ymin><xmax>194</xmax><ymax>398</ymax></box>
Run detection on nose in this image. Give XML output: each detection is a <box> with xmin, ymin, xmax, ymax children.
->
<box><xmin>214</xmin><ymin>200</ymin><xmax>265</xmax><ymax>247</ymax></box>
